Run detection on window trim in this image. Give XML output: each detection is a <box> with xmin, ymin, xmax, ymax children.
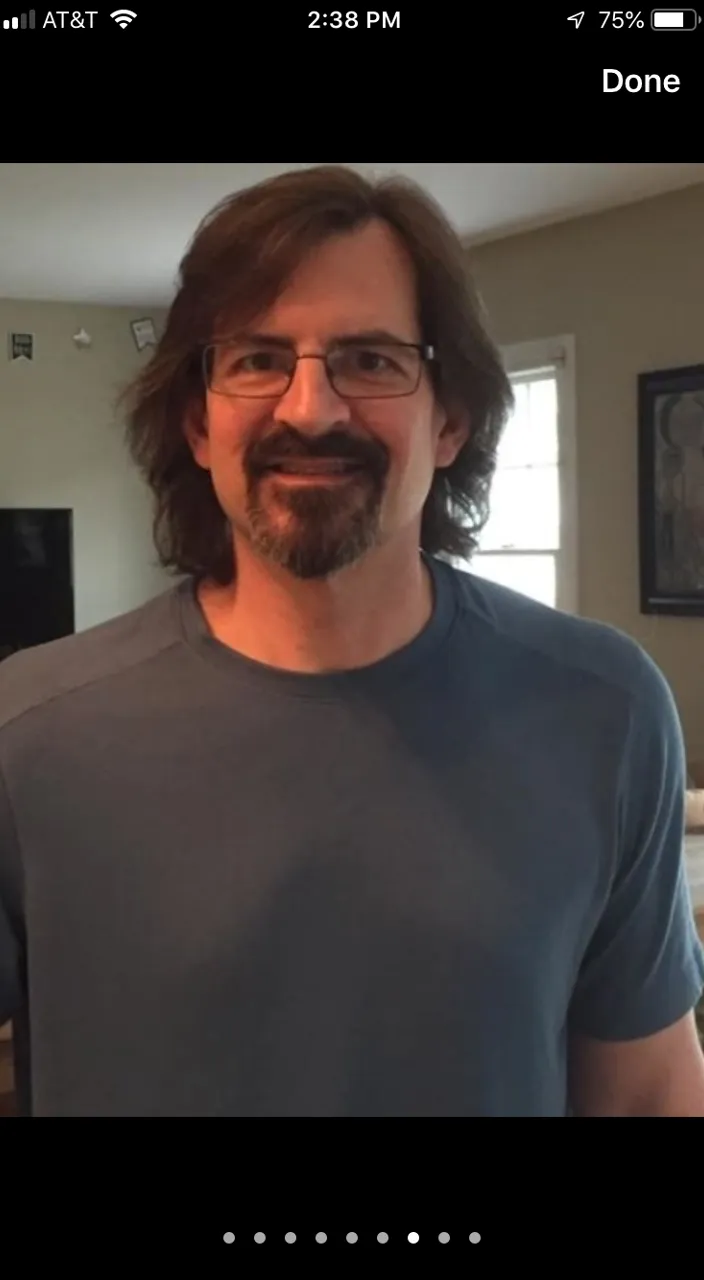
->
<box><xmin>474</xmin><ymin>335</ymin><xmax>579</xmax><ymax>615</ymax></box>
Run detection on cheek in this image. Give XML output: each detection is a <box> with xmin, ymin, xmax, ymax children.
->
<box><xmin>201</xmin><ymin>402</ymin><xmax>263</xmax><ymax>475</ymax></box>
<box><xmin>374</xmin><ymin>408</ymin><xmax>440</xmax><ymax>488</ymax></box>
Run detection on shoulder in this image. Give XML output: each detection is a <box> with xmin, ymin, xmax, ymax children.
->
<box><xmin>439</xmin><ymin>557</ymin><xmax>673</xmax><ymax>714</ymax></box>
<box><xmin>438</xmin><ymin>560</ymin><xmax>685</xmax><ymax>828</ymax></box>
<box><xmin>0</xmin><ymin>581</ymin><xmax>187</xmax><ymax>739</ymax></box>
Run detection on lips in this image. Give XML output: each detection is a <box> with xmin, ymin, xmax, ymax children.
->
<box><xmin>265</xmin><ymin>459</ymin><xmax>364</xmax><ymax>474</ymax></box>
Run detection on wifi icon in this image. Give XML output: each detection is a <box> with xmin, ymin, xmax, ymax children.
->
<box><xmin>110</xmin><ymin>8</ymin><xmax>136</xmax><ymax>25</ymax></box>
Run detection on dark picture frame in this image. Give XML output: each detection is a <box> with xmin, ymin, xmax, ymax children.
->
<box><xmin>638</xmin><ymin>363</ymin><xmax>704</xmax><ymax>616</ymax></box>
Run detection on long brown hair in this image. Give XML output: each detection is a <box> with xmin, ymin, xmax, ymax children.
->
<box><xmin>120</xmin><ymin>165</ymin><xmax>513</xmax><ymax>585</ymax></box>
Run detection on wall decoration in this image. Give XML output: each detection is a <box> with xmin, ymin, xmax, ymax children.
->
<box><xmin>130</xmin><ymin>317</ymin><xmax>157</xmax><ymax>351</ymax></box>
<box><xmin>9</xmin><ymin>333</ymin><xmax>34</xmax><ymax>361</ymax></box>
<box><xmin>638</xmin><ymin>363</ymin><xmax>704</xmax><ymax>615</ymax></box>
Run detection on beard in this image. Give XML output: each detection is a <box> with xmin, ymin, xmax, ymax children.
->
<box><xmin>240</xmin><ymin>426</ymin><xmax>390</xmax><ymax>580</ymax></box>
<box><xmin>244</xmin><ymin>466</ymin><xmax>386</xmax><ymax>579</ymax></box>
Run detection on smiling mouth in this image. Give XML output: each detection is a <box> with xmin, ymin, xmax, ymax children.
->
<box><xmin>264</xmin><ymin>459</ymin><xmax>366</xmax><ymax>476</ymax></box>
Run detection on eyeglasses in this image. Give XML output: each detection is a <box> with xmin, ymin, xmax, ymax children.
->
<box><xmin>203</xmin><ymin>339</ymin><xmax>436</xmax><ymax>400</ymax></box>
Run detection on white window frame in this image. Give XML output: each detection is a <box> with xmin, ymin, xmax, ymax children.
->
<box><xmin>474</xmin><ymin>335</ymin><xmax>579</xmax><ymax>615</ymax></box>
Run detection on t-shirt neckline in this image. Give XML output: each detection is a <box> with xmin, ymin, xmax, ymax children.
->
<box><xmin>176</xmin><ymin>552</ymin><xmax>458</xmax><ymax>699</ymax></box>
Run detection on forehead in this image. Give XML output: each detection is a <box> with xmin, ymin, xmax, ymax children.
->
<box><xmin>258</xmin><ymin>219</ymin><xmax>420</xmax><ymax>338</ymax></box>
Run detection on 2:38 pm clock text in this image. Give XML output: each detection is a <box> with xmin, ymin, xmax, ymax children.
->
<box><xmin>308</xmin><ymin>11</ymin><xmax>401</xmax><ymax>28</ymax></box>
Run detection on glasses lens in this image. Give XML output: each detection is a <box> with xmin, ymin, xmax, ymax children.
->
<box><xmin>328</xmin><ymin>343</ymin><xmax>421</xmax><ymax>397</ymax></box>
<box><xmin>208</xmin><ymin>343</ymin><xmax>295</xmax><ymax>397</ymax></box>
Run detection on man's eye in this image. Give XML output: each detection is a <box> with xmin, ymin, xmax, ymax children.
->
<box><xmin>347</xmin><ymin>348</ymin><xmax>390</xmax><ymax>371</ymax></box>
<box><xmin>237</xmin><ymin>352</ymin><xmax>282</xmax><ymax>371</ymax></box>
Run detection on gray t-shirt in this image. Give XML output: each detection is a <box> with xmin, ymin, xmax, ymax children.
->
<box><xmin>1</xmin><ymin>554</ymin><xmax>702</xmax><ymax>1116</ymax></box>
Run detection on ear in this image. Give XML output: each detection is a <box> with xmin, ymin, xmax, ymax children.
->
<box><xmin>184</xmin><ymin>403</ymin><xmax>211</xmax><ymax>471</ymax></box>
<box><xmin>434</xmin><ymin>408</ymin><xmax>471</xmax><ymax>470</ymax></box>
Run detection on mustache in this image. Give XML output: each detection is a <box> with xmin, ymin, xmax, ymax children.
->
<box><xmin>246</xmin><ymin>429</ymin><xmax>389</xmax><ymax>475</ymax></box>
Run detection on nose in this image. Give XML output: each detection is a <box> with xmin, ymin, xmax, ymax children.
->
<box><xmin>272</xmin><ymin>355</ymin><xmax>351</xmax><ymax>433</ymax></box>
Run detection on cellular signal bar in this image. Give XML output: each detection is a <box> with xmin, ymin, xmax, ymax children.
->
<box><xmin>2</xmin><ymin>10</ymin><xmax>36</xmax><ymax>26</ymax></box>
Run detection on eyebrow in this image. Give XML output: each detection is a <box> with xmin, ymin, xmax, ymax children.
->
<box><xmin>222</xmin><ymin>328</ymin><xmax>416</xmax><ymax>348</ymax></box>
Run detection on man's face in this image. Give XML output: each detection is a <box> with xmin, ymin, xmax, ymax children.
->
<box><xmin>187</xmin><ymin>219</ymin><xmax>468</xmax><ymax>580</ymax></box>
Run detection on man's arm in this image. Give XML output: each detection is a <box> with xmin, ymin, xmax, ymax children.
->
<box><xmin>569</xmin><ymin>1011</ymin><xmax>704</xmax><ymax>1116</ymax></box>
<box><xmin>567</xmin><ymin>639</ymin><xmax>704</xmax><ymax>1106</ymax></box>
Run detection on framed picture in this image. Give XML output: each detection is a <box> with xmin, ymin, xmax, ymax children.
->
<box><xmin>9</xmin><ymin>332</ymin><xmax>34</xmax><ymax>361</ymax></box>
<box><xmin>130</xmin><ymin>317</ymin><xmax>157</xmax><ymax>352</ymax></box>
<box><xmin>638</xmin><ymin>363</ymin><xmax>704</xmax><ymax>616</ymax></box>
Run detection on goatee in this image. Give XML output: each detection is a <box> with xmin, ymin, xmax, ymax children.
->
<box><xmin>242</xmin><ymin>426</ymin><xmax>390</xmax><ymax>579</ymax></box>
<box><xmin>246</xmin><ymin>474</ymin><xmax>384</xmax><ymax>579</ymax></box>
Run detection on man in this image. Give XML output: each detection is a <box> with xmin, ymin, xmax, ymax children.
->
<box><xmin>1</xmin><ymin>165</ymin><xmax>703</xmax><ymax>1117</ymax></box>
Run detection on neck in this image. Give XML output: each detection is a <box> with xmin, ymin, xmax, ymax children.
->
<box><xmin>197</xmin><ymin>536</ymin><xmax>434</xmax><ymax>674</ymax></box>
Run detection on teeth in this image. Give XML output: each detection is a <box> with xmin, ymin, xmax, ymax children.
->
<box><xmin>274</xmin><ymin>460</ymin><xmax>357</xmax><ymax>473</ymax></box>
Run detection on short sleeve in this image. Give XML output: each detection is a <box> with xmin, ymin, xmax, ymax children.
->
<box><xmin>569</xmin><ymin>645</ymin><xmax>704</xmax><ymax>1041</ymax></box>
<box><xmin>0</xmin><ymin>763</ymin><xmax>24</xmax><ymax>1027</ymax></box>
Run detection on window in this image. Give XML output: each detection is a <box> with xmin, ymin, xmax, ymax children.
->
<box><xmin>463</xmin><ymin>336</ymin><xmax>578</xmax><ymax>614</ymax></box>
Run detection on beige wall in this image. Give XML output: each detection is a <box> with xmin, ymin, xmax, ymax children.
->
<box><xmin>0</xmin><ymin>300</ymin><xmax>171</xmax><ymax>631</ymax></box>
<box><xmin>469</xmin><ymin>183</ymin><xmax>704</xmax><ymax>762</ymax></box>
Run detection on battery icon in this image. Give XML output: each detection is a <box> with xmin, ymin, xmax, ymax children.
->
<box><xmin>650</xmin><ymin>9</ymin><xmax>701</xmax><ymax>26</ymax></box>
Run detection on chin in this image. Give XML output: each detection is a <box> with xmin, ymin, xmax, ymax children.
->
<box><xmin>246</xmin><ymin>482</ymin><xmax>384</xmax><ymax>580</ymax></box>
<box><xmin>262</xmin><ymin>534</ymin><xmax>378</xmax><ymax>580</ymax></box>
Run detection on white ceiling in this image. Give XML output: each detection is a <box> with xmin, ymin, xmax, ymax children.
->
<box><xmin>1</xmin><ymin>162</ymin><xmax>703</xmax><ymax>308</ymax></box>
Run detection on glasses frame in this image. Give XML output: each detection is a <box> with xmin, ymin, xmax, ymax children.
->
<box><xmin>202</xmin><ymin>340</ymin><xmax>436</xmax><ymax>400</ymax></box>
